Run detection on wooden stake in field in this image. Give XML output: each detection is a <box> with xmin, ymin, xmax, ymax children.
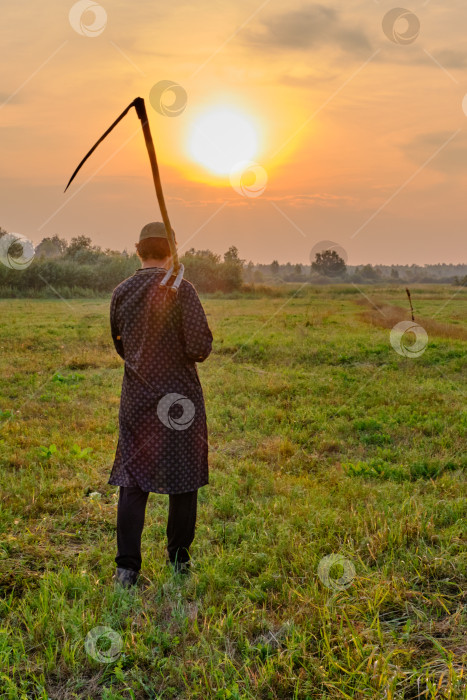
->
<box><xmin>405</xmin><ymin>287</ymin><xmax>415</xmax><ymax>321</ymax></box>
<box><xmin>64</xmin><ymin>97</ymin><xmax>183</xmax><ymax>291</ymax></box>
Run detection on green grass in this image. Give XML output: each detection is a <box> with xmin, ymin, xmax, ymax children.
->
<box><xmin>0</xmin><ymin>285</ymin><xmax>465</xmax><ymax>699</ymax></box>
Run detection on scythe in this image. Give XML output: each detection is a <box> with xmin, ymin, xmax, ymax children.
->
<box><xmin>64</xmin><ymin>97</ymin><xmax>184</xmax><ymax>290</ymax></box>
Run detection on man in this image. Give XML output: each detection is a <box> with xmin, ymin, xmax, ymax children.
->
<box><xmin>108</xmin><ymin>222</ymin><xmax>213</xmax><ymax>587</ymax></box>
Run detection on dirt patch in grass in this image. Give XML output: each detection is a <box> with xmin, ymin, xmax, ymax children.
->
<box><xmin>355</xmin><ymin>298</ymin><xmax>467</xmax><ymax>340</ymax></box>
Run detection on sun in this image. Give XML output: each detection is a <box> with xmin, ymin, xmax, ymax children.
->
<box><xmin>187</xmin><ymin>106</ymin><xmax>259</xmax><ymax>176</ymax></box>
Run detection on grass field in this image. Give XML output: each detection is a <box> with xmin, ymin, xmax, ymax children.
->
<box><xmin>0</xmin><ymin>284</ymin><xmax>465</xmax><ymax>699</ymax></box>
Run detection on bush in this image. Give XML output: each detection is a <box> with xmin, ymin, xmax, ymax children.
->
<box><xmin>180</xmin><ymin>249</ymin><xmax>243</xmax><ymax>293</ymax></box>
<box><xmin>0</xmin><ymin>247</ymin><xmax>245</xmax><ymax>296</ymax></box>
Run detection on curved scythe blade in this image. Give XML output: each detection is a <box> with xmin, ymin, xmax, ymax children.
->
<box><xmin>64</xmin><ymin>98</ymin><xmax>137</xmax><ymax>192</ymax></box>
<box><xmin>63</xmin><ymin>96</ymin><xmax>183</xmax><ymax>290</ymax></box>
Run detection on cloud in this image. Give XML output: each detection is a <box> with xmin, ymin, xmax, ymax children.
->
<box><xmin>166</xmin><ymin>192</ymin><xmax>353</xmax><ymax>208</ymax></box>
<box><xmin>277</xmin><ymin>71</ymin><xmax>339</xmax><ymax>87</ymax></box>
<box><xmin>373</xmin><ymin>44</ymin><xmax>467</xmax><ymax>71</ymax></box>
<box><xmin>0</xmin><ymin>92</ymin><xmax>22</xmax><ymax>106</ymax></box>
<box><xmin>264</xmin><ymin>193</ymin><xmax>354</xmax><ymax>207</ymax></box>
<box><xmin>430</xmin><ymin>48</ymin><xmax>467</xmax><ymax>69</ymax></box>
<box><xmin>400</xmin><ymin>131</ymin><xmax>466</xmax><ymax>174</ymax></box>
<box><xmin>242</xmin><ymin>4</ymin><xmax>372</xmax><ymax>55</ymax></box>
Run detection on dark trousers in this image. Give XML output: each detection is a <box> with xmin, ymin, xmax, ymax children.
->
<box><xmin>115</xmin><ymin>485</ymin><xmax>198</xmax><ymax>572</ymax></box>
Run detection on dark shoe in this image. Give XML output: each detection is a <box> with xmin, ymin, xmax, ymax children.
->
<box><xmin>114</xmin><ymin>567</ymin><xmax>139</xmax><ymax>588</ymax></box>
<box><xmin>166</xmin><ymin>558</ymin><xmax>192</xmax><ymax>576</ymax></box>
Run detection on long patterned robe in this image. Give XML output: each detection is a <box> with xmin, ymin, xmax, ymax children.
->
<box><xmin>108</xmin><ymin>267</ymin><xmax>213</xmax><ymax>494</ymax></box>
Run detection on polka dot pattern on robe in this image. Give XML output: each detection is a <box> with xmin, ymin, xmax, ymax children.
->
<box><xmin>108</xmin><ymin>267</ymin><xmax>213</xmax><ymax>494</ymax></box>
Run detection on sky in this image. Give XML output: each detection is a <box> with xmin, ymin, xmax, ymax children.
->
<box><xmin>1</xmin><ymin>0</ymin><xmax>466</xmax><ymax>265</ymax></box>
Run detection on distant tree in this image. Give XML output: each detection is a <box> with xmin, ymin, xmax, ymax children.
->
<box><xmin>223</xmin><ymin>245</ymin><xmax>244</xmax><ymax>265</ymax></box>
<box><xmin>360</xmin><ymin>264</ymin><xmax>381</xmax><ymax>281</ymax></box>
<box><xmin>391</xmin><ymin>267</ymin><xmax>400</xmax><ymax>280</ymax></box>
<box><xmin>0</xmin><ymin>226</ymin><xmax>26</xmax><ymax>259</ymax></box>
<box><xmin>103</xmin><ymin>247</ymin><xmax>123</xmax><ymax>256</ymax></box>
<box><xmin>181</xmin><ymin>247</ymin><xmax>243</xmax><ymax>292</ymax></box>
<box><xmin>36</xmin><ymin>235</ymin><xmax>68</xmax><ymax>259</ymax></box>
<box><xmin>270</xmin><ymin>260</ymin><xmax>280</xmax><ymax>276</ymax></box>
<box><xmin>294</xmin><ymin>264</ymin><xmax>302</xmax><ymax>275</ymax></box>
<box><xmin>66</xmin><ymin>236</ymin><xmax>94</xmax><ymax>256</ymax></box>
<box><xmin>244</xmin><ymin>260</ymin><xmax>255</xmax><ymax>282</ymax></box>
<box><xmin>312</xmin><ymin>249</ymin><xmax>346</xmax><ymax>277</ymax></box>
<box><xmin>65</xmin><ymin>235</ymin><xmax>103</xmax><ymax>264</ymax></box>
<box><xmin>222</xmin><ymin>246</ymin><xmax>244</xmax><ymax>289</ymax></box>
<box><xmin>253</xmin><ymin>269</ymin><xmax>264</xmax><ymax>283</ymax></box>
<box><xmin>185</xmin><ymin>247</ymin><xmax>220</xmax><ymax>264</ymax></box>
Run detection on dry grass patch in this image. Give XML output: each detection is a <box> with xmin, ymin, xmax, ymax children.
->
<box><xmin>355</xmin><ymin>298</ymin><xmax>467</xmax><ymax>340</ymax></box>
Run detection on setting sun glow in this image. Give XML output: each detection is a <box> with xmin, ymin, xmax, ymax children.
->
<box><xmin>187</xmin><ymin>107</ymin><xmax>259</xmax><ymax>175</ymax></box>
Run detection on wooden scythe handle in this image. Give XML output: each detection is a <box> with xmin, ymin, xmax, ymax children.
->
<box><xmin>134</xmin><ymin>97</ymin><xmax>180</xmax><ymax>283</ymax></box>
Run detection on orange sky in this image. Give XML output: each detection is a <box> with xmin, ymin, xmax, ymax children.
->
<box><xmin>1</xmin><ymin>0</ymin><xmax>466</xmax><ymax>264</ymax></box>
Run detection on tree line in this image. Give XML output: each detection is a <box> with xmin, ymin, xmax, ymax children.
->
<box><xmin>254</xmin><ymin>251</ymin><xmax>467</xmax><ymax>286</ymax></box>
<box><xmin>0</xmin><ymin>229</ymin><xmax>465</xmax><ymax>297</ymax></box>
<box><xmin>0</xmin><ymin>232</ymin><xmax>244</xmax><ymax>295</ymax></box>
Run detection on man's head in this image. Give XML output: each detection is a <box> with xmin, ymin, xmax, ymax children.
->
<box><xmin>135</xmin><ymin>222</ymin><xmax>176</xmax><ymax>265</ymax></box>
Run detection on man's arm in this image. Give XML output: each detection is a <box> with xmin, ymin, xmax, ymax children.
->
<box><xmin>110</xmin><ymin>289</ymin><xmax>125</xmax><ymax>360</ymax></box>
<box><xmin>178</xmin><ymin>281</ymin><xmax>213</xmax><ymax>362</ymax></box>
